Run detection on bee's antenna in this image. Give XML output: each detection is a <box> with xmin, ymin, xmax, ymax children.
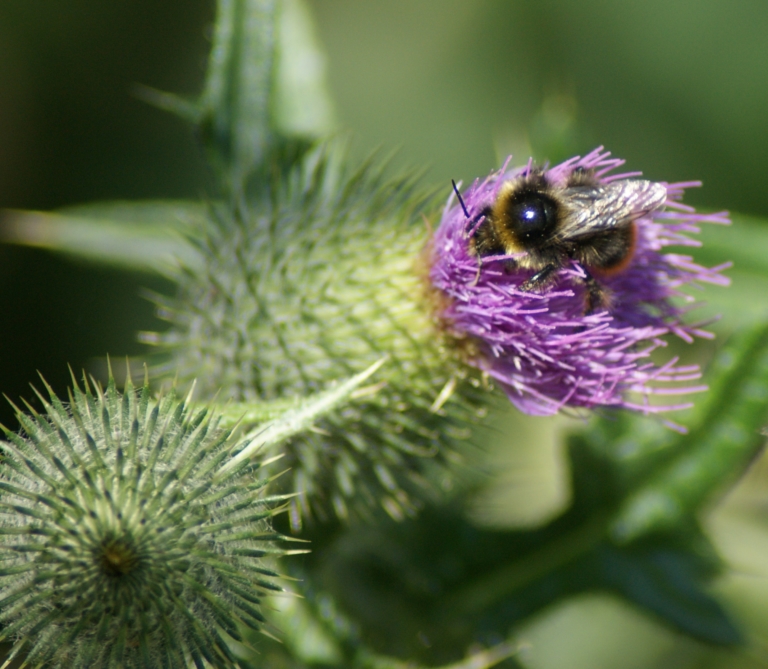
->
<box><xmin>451</xmin><ymin>179</ymin><xmax>470</xmax><ymax>219</ymax></box>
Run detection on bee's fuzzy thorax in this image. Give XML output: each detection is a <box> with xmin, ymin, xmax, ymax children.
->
<box><xmin>429</xmin><ymin>147</ymin><xmax>731</xmax><ymax>417</ymax></box>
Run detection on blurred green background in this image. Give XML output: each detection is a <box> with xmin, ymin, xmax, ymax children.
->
<box><xmin>1</xmin><ymin>2</ymin><xmax>767</xmax><ymax>667</ymax></box>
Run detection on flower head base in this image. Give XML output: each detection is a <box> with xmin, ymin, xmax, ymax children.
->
<box><xmin>0</xmin><ymin>374</ymin><xmax>289</xmax><ymax>669</ymax></box>
<box><xmin>151</xmin><ymin>143</ymin><xmax>488</xmax><ymax>528</ymax></box>
<box><xmin>428</xmin><ymin>148</ymin><xmax>730</xmax><ymax>416</ymax></box>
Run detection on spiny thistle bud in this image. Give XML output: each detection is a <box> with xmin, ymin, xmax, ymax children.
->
<box><xmin>0</xmin><ymin>373</ymin><xmax>290</xmax><ymax>669</ymax></box>
<box><xmin>150</xmin><ymin>144</ymin><xmax>487</xmax><ymax>528</ymax></box>
<box><xmin>429</xmin><ymin>148</ymin><xmax>730</xmax><ymax>417</ymax></box>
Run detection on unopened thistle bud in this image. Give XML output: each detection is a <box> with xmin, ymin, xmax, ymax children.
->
<box><xmin>151</xmin><ymin>145</ymin><xmax>487</xmax><ymax>527</ymax></box>
<box><xmin>0</xmin><ymin>374</ymin><xmax>289</xmax><ymax>669</ymax></box>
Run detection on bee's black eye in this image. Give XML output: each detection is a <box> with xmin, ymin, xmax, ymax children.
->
<box><xmin>507</xmin><ymin>192</ymin><xmax>558</xmax><ymax>242</ymax></box>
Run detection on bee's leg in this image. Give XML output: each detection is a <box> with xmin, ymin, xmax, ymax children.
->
<box><xmin>519</xmin><ymin>263</ymin><xmax>557</xmax><ymax>292</ymax></box>
<box><xmin>583</xmin><ymin>270</ymin><xmax>610</xmax><ymax>314</ymax></box>
<box><xmin>471</xmin><ymin>257</ymin><xmax>482</xmax><ymax>286</ymax></box>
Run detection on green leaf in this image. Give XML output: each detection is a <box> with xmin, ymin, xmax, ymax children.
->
<box><xmin>567</xmin><ymin>409</ymin><xmax>679</xmax><ymax>492</ymax></box>
<box><xmin>0</xmin><ymin>200</ymin><xmax>204</xmax><ymax>273</ymax></box>
<box><xmin>611</xmin><ymin>322</ymin><xmax>768</xmax><ymax>543</ymax></box>
<box><xmin>138</xmin><ymin>0</ymin><xmax>333</xmax><ymax>194</ymax></box>
<box><xmin>272</xmin><ymin>0</ymin><xmax>335</xmax><ymax>138</ymax></box>
<box><xmin>262</xmin><ymin>589</ymin><xmax>524</xmax><ymax>669</ymax></box>
<box><xmin>198</xmin><ymin>0</ymin><xmax>278</xmax><ymax>194</ymax></box>
<box><xmin>304</xmin><ymin>443</ymin><xmax>742</xmax><ymax>662</ymax></box>
<box><xmin>596</xmin><ymin>535</ymin><xmax>739</xmax><ymax>645</ymax></box>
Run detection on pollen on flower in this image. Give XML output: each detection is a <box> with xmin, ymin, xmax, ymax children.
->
<box><xmin>427</xmin><ymin>148</ymin><xmax>731</xmax><ymax>417</ymax></box>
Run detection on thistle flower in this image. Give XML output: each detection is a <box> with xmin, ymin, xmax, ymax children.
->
<box><xmin>152</xmin><ymin>144</ymin><xmax>730</xmax><ymax>527</ymax></box>
<box><xmin>428</xmin><ymin>148</ymin><xmax>730</xmax><ymax>416</ymax></box>
<box><xmin>0</xmin><ymin>374</ymin><xmax>289</xmax><ymax>669</ymax></box>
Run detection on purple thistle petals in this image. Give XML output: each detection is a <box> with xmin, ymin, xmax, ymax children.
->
<box><xmin>428</xmin><ymin>148</ymin><xmax>730</xmax><ymax>416</ymax></box>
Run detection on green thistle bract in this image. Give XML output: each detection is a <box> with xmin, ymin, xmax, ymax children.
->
<box><xmin>0</xmin><ymin>374</ymin><xmax>287</xmax><ymax>669</ymax></box>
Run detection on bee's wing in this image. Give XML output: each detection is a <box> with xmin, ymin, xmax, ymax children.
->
<box><xmin>557</xmin><ymin>180</ymin><xmax>667</xmax><ymax>239</ymax></box>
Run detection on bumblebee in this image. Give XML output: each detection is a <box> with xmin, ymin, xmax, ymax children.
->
<box><xmin>464</xmin><ymin>168</ymin><xmax>668</xmax><ymax>313</ymax></box>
